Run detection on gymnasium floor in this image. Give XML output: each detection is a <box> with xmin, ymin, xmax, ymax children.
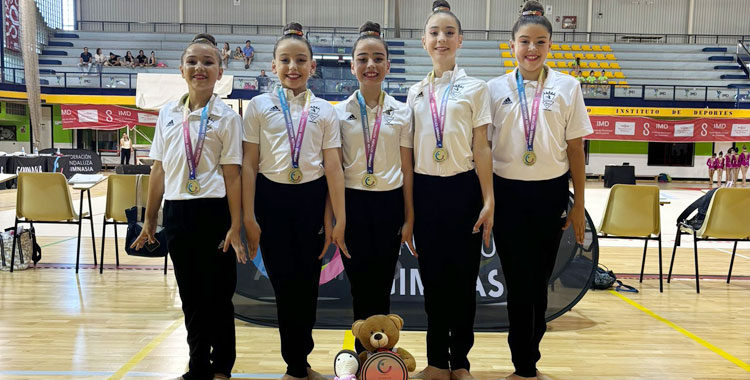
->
<box><xmin>0</xmin><ymin>180</ymin><xmax>748</xmax><ymax>380</ymax></box>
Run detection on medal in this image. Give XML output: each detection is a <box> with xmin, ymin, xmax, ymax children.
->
<box><xmin>356</xmin><ymin>90</ymin><xmax>385</xmax><ymax>189</ymax></box>
<box><xmin>433</xmin><ymin>147</ymin><xmax>448</xmax><ymax>162</ymax></box>
<box><xmin>523</xmin><ymin>151</ymin><xmax>537</xmax><ymax>166</ymax></box>
<box><xmin>186</xmin><ymin>179</ymin><xmax>200</xmax><ymax>194</ymax></box>
<box><xmin>182</xmin><ymin>95</ymin><xmax>211</xmax><ymax>194</ymax></box>
<box><xmin>362</xmin><ymin>173</ymin><xmax>377</xmax><ymax>188</ymax></box>
<box><xmin>278</xmin><ymin>87</ymin><xmax>312</xmax><ymax>184</ymax></box>
<box><xmin>516</xmin><ymin>66</ymin><xmax>546</xmax><ymax>167</ymax></box>
<box><xmin>288</xmin><ymin>168</ymin><xmax>303</xmax><ymax>183</ymax></box>
<box><xmin>428</xmin><ymin>67</ymin><xmax>458</xmax><ymax>164</ymax></box>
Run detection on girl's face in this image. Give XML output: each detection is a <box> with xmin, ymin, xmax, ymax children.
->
<box><xmin>422</xmin><ymin>13</ymin><xmax>462</xmax><ymax>64</ymax></box>
<box><xmin>351</xmin><ymin>39</ymin><xmax>390</xmax><ymax>87</ymax></box>
<box><xmin>139</xmin><ymin>50</ymin><xmax>144</xmax><ymax>55</ymax></box>
<box><xmin>180</xmin><ymin>43</ymin><xmax>223</xmax><ymax>94</ymax></box>
<box><xmin>511</xmin><ymin>23</ymin><xmax>551</xmax><ymax>77</ymax></box>
<box><xmin>224</xmin><ymin>43</ymin><xmax>229</xmax><ymax>49</ymax></box>
<box><xmin>272</xmin><ymin>39</ymin><xmax>315</xmax><ymax>94</ymax></box>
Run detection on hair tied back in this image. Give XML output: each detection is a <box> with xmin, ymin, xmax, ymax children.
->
<box><xmin>522</xmin><ymin>10</ymin><xmax>544</xmax><ymax>16</ymax></box>
<box><xmin>360</xmin><ymin>30</ymin><xmax>380</xmax><ymax>37</ymax></box>
<box><xmin>433</xmin><ymin>5</ymin><xmax>450</xmax><ymax>12</ymax></box>
<box><xmin>284</xmin><ymin>29</ymin><xmax>304</xmax><ymax>37</ymax></box>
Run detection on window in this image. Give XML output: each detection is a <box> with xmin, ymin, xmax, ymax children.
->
<box><xmin>647</xmin><ymin>142</ymin><xmax>694</xmax><ymax>167</ymax></box>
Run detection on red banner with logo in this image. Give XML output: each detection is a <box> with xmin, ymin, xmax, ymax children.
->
<box><xmin>586</xmin><ymin>116</ymin><xmax>750</xmax><ymax>142</ymax></box>
<box><xmin>61</xmin><ymin>104</ymin><xmax>158</xmax><ymax>130</ymax></box>
<box><xmin>3</xmin><ymin>0</ymin><xmax>20</xmax><ymax>52</ymax></box>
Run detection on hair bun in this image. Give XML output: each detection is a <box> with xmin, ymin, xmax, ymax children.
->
<box><xmin>283</xmin><ymin>22</ymin><xmax>305</xmax><ymax>37</ymax></box>
<box><xmin>432</xmin><ymin>0</ymin><xmax>451</xmax><ymax>12</ymax></box>
<box><xmin>192</xmin><ymin>33</ymin><xmax>217</xmax><ymax>46</ymax></box>
<box><xmin>521</xmin><ymin>1</ymin><xmax>545</xmax><ymax>16</ymax></box>
<box><xmin>359</xmin><ymin>21</ymin><xmax>381</xmax><ymax>37</ymax></box>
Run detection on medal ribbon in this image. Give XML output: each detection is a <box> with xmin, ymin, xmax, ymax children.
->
<box><xmin>356</xmin><ymin>90</ymin><xmax>385</xmax><ymax>175</ymax></box>
<box><xmin>277</xmin><ymin>87</ymin><xmax>312</xmax><ymax>169</ymax></box>
<box><xmin>428</xmin><ymin>67</ymin><xmax>458</xmax><ymax>149</ymax></box>
<box><xmin>182</xmin><ymin>96</ymin><xmax>210</xmax><ymax>181</ymax></box>
<box><xmin>516</xmin><ymin>68</ymin><xmax>545</xmax><ymax>153</ymax></box>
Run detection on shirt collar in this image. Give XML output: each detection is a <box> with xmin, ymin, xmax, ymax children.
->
<box><xmin>432</xmin><ymin>64</ymin><xmax>466</xmax><ymax>84</ymax></box>
<box><xmin>347</xmin><ymin>90</ymin><xmax>388</xmax><ymax>112</ymax></box>
<box><xmin>510</xmin><ymin>65</ymin><xmax>555</xmax><ymax>90</ymax></box>
<box><xmin>173</xmin><ymin>93</ymin><xmax>221</xmax><ymax>117</ymax></box>
<box><xmin>278</xmin><ymin>87</ymin><xmax>314</xmax><ymax>103</ymax></box>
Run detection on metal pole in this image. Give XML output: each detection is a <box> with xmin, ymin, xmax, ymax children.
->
<box><xmin>394</xmin><ymin>0</ymin><xmax>400</xmax><ymax>38</ymax></box>
<box><xmin>485</xmin><ymin>0</ymin><xmax>490</xmax><ymax>40</ymax></box>
<box><xmin>687</xmin><ymin>0</ymin><xmax>695</xmax><ymax>35</ymax></box>
<box><xmin>587</xmin><ymin>0</ymin><xmax>593</xmax><ymax>42</ymax></box>
<box><xmin>281</xmin><ymin>0</ymin><xmax>287</xmax><ymax>26</ymax></box>
<box><xmin>383</xmin><ymin>0</ymin><xmax>389</xmax><ymax>29</ymax></box>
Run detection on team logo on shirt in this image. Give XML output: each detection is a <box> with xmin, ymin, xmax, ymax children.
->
<box><xmin>448</xmin><ymin>84</ymin><xmax>464</xmax><ymax>100</ymax></box>
<box><xmin>502</xmin><ymin>97</ymin><xmax>513</xmax><ymax>105</ymax></box>
<box><xmin>347</xmin><ymin>114</ymin><xmax>357</xmax><ymax>121</ymax></box>
<box><xmin>268</xmin><ymin>105</ymin><xmax>281</xmax><ymax>112</ymax></box>
<box><xmin>542</xmin><ymin>90</ymin><xmax>557</xmax><ymax>110</ymax></box>
<box><xmin>166</xmin><ymin>120</ymin><xmax>174</xmax><ymax>127</ymax></box>
<box><xmin>384</xmin><ymin>107</ymin><xmax>395</xmax><ymax>124</ymax></box>
<box><xmin>308</xmin><ymin>105</ymin><xmax>321</xmax><ymax>123</ymax></box>
<box><xmin>415</xmin><ymin>91</ymin><xmax>424</xmax><ymax>100</ymax></box>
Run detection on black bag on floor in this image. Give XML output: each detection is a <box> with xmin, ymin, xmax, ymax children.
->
<box><xmin>124</xmin><ymin>175</ymin><xmax>168</xmax><ymax>258</ymax></box>
<box><xmin>592</xmin><ymin>265</ymin><xmax>617</xmax><ymax>289</ymax></box>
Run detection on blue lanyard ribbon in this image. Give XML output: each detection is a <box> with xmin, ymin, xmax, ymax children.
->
<box><xmin>277</xmin><ymin>87</ymin><xmax>312</xmax><ymax>169</ymax></box>
<box><xmin>356</xmin><ymin>90</ymin><xmax>385</xmax><ymax>175</ymax></box>
<box><xmin>182</xmin><ymin>97</ymin><xmax>210</xmax><ymax>181</ymax></box>
<box><xmin>516</xmin><ymin>68</ymin><xmax>545</xmax><ymax>153</ymax></box>
<box><xmin>427</xmin><ymin>68</ymin><xmax>457</xmax><ymax>149</ymax></box>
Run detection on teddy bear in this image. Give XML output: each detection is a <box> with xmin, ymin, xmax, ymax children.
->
<box><xmin>351</xmin><ymin>314</ymin><xmax>416</xmax><ymax>372</ymax></box>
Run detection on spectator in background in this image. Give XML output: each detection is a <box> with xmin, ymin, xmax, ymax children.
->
<box><xmin>233</xmin><ymin>46</ymin><xmax>244</xmax><ymax>62</ymax></box>
<box><xmin>586</xmin><ymin>70</ymin><xmax>596</xmax><ymax>94</ymax></box>
<box><xmin>119</xmin><ymin>132</ymin><xmax>132</xmax><ymax>165</ymax></box>
<box><xmin>242</xmin><ymin>40</ymin><xmax>254</xmax><ymax>69</ymax></box>
<box><xmin>147</xmin><ymin>51</ymin><xmax>157</xmax><ymax>67</ymax></box>
<box><xmin>136</xmin><ymin>49</ymin><xmax>147</xmax><ymax>68</ymax></box>
<box><xmin>93</xmin><ymin>47</ymin><xmax>106</xmax><ymax>74</ymax></box>
<box><xmin>256</xmin><ymin>69</ymin><xmax>270</xmax><ymax>92</ymax></box>
<box><xmin>571</xmin><ymin>56</ymin><xmax>581</xmax><ymax>73</ymax></box>
<box><xmin>78</xmin><ymin>47</ymin><xmax>93</xmax><ymax>75</ymax></box>
<box><xmin>105</xmin><ymin>52</ymin><xmax>122</xmax><ymax>66</ymax></box>
<box><xmin>221</xmin><ymin>42</ymin><xmax>231</xmax><ymax>68</ymax></box>
<box><xmin>598</xmin><ymin>69</ymin><xmax>609</xmax><ymax>94</ymax></box>
<box><xmin>124</xmin><ymin>51</ymin><xmax>136</xmax><ymax>68</ymax></box>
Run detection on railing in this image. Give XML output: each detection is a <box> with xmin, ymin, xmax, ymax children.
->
<box><xmin>737</xmin><ymin>40</ymin><xmax>750</xmax><ymax>78</ymax></box>
<box><xmin>2</xmin><ymin>66</ymin><xmax>748</xmax><ymax>104</ymax></box>
<box><xmin>75</xmin><ymin>20</ymin><xmax>750</xmax><ymax>45</ymax></box>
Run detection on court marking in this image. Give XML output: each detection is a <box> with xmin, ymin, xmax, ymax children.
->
<box><xmin>107</xmin><ymin>318</ymin><xmax>184</xmax><ymax>380</ymax></box>
<box><xmin>609</xmin><ymin>290</ymin><xmax>750</xmax><ymax>372</ymax></box>
<box><xmin>40</xmin><ymin>236</ymin><xmax>77</xmax><ymax>248</ymax></box>
<box><xmin>716</xmin><ymin>248</ymin><xmax>750</xmax><ymax>260</ymax></box>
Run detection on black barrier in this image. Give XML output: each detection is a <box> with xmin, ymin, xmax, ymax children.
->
<box><xmin>233</xmin><ymin>193</ymin><xmax>598</xmax><ymax>331</ymax></box>
<box><xmin>40</xmin><ymin>149</ymin><xmax>102</xmax><ymax>177</ymax></box>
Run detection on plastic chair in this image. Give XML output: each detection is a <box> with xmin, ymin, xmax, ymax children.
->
<box><xmin>598</xmin><ymin>185</ymin><xmax>663</xmax><ymax>292</ymax></box>
<box><xmin>572</xmin><ymin>44</ymin><xmax>581</xmax><ymax>51</ymax></box>
<box><xmin>582</xmin><ymin>45</ymin><xmax>592</xmax><ymax>51</ymax></box>
<box><xmin>593</xmin><ymin>45</ymin><xmax>603</xmax><ymax>51</ymax></box>
<box><xmin>585</xmin><ymin>53</ymin><xmax>596</xmax><ymax>60</ymax></box>
<box><xmin>500</xmin><ymin>42</ymin><xmax>510</xmax><ymax>50</ymax></box>
<box><xmin>603</xmin><ymin>45</ymin><xmax>613</xmax><ymax>52</ymax></box>
<box><xmin>668</xmin><ymin>188</ymin><xmax>750</xmax><ymax>293</ymax></box>
<box><xmin>564</xmin><ymin>52</ymin><xmax>574</xmax><ymax>60</ymax></box>
<box><xmin>554</xmin><ymin>52</ymin><xmax>564</xmax><ymax>59</ymax></box>
<box><xmin>611</xmin><ymin>62</ymin><xmax>621</xmax><ymax>69</ymax></box>
<box><xmin>11</xmin><ymin>172</ymin><xmax>97</xmax><ymax>273</ymax></box>
<box><xmin>504</xmin><ymin>60</ymin><xmax>514</xmax><ymax>67</ymax></box>
<box><xmin>562</xmin><ymin>44</ymin><xmax>571</xmax><ymax>51</ymax></box>
<box><xmin>501</xmin><ymin>51</ymin><xmax>512</xmax><ymax>58</ymax></box>
<box><xmin>99</xmin><ymin>175</ymin><xmax>151</xmax><ymax>272</ymax></box>
<box><xmin>615</xmin><ymin>72</ymin><xmax>626</xmax><ymax>79</ymax></box>
<box><xmin>551</xmin><ymin>44</ymin><xmax>561</xmax><ymax>50</ymax></box>
<box><xmin>606</xmin><ymin>53</ymin><xmax>617</xmax><ymax>60</ymax></box>
<box><xmin>548</xmin><ymin>61</ymin><xmax>557</xmax><ymax>68</ymax></box>
<box><xmin>596</xmin><ymin>53</ymin><xmax>607</xmax><ymax>60</ymax></box>
<box><xmin>600</xmin><ymin>62</ymin><xmax>611</xmax><ymax>69</ymax></box>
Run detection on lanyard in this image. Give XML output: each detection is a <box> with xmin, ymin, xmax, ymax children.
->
<box><xmin>516</xmin><ymin>68</ymin><xmax>546</xmax><ymax>153</ymax></box>
<box><xmin>427</xmin><ymin>68</ymin><xmax>458</xmax><ymax>149</ymax></box>
<box><xmin>356</xmin><ymin>90</ymin><xmax>385</xmax><ymax>174</ymax></box>
<box><xmin>182</xmin><ymin>96</ymin><xmax>210</xmax><ymax>181</ymax></box>
<box><xmin>277</xmin><ymin>87</ymin><xmax>312</xmax><ymax>169</ymax></box>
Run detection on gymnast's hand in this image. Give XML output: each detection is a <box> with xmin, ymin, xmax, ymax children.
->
<box><xmin>564</xmin><ymin>203</ymin><xmax>585</xmax><ymax>245</ymax></box>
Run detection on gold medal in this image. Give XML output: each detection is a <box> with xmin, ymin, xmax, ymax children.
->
<box><xmin>288</xmin><ymin>168</ymin><xmax>303</xmax><ymax>183</ymax></box>
<box><xmin>362</xmin><ymin>173</ymin><xmax>377</xmax><ymax>188</ymax></box>
<box><xmin>433</xmin><ymin>147</ymin><xmax>448</xmax><ymax>163</ymax></box>
<box><xmin>523</xmin><ymin>151</ymin><xmax>537</xmax><ymax>166</ymax></box>
<box><xmin>186</xmin><ymin>179</ymin><xmax>201</xmax><ymax>194</ymax></box>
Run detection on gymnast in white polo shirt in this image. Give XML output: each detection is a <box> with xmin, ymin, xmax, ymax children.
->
<box><xmin>487</xmin><ymin>2</ymin><xmax>592</xmax><ymax>379</ymax></box>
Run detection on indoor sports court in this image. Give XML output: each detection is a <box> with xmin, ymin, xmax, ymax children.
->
<box><xmin>1</xmin><ymin>1</ymin><xmax>749</xmax><ymax>379</ymax></box>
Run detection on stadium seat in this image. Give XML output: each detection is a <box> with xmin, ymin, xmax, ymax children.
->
<box><xmin>551</xmin><ymin>44</ymin><xmax>561</xmax><ymax>50</ymax></box>
<box><xmin>547</xmin><ymin>52</ymin><xmax>553</xmax><ymax>59</ymax></box>
<box><xmin>592</xmin><ymin>45</ymin><xmax>602</xmax><ymax>51</ymax></box>
<box><xmin>506</xmin><ymin>69</ymin><xmax>514</xmax><ymax>74</ymax></box>
<box><xmin>562</xmin><ymin>44</ymin><xmax>571</xmax><ymax>51</ymax></box>
<box><xmin>560</xmin><ymin>70</ymin><xmax>569</xmax><ymax>75</ymax></box>
<box><xmin>582</xmin><ymin>45</ymin><xmax>592</xmax><ymax>51</ymax></box>
<box><xmin>504</xmin><ymin>60</ymin><xmax>514</xmax><ymax>67</ymax></box>
<box><xmin>572</xmin><ymin>45</ymin><xmax>581</xmax><ymax>51</ymax></box>
<box><xmin>580</xmin><ymin>62</ymin><xmax>589</xmax><ymax>68</ymax></box>
<box><xmin>596</xmin><ymin>53</ymin><xmax>606</xmax><ymax>60</ymax></box>
<box><xmin>611</xmin><ymin>62</ymin><xmax>621</xmax><ymax>69</ymax></box>
<box><xmin>590</xmin><ymin>62</ymin><xmax>600</xmax><ymax>69</ymax></box>
<box><xmin>548</xmin><ymin>61</ymin><xmax>557</xmax><ymax>68</ymax></box>
<box><xmin>575</xmin><ymin>53</ymin><xmax>584</xmax><ymax>59</ymax></box>
<box><xmin>606</xmin><ymin>53</ymin><xmax>617</xmax><ymax>60</ymax></box>
<box><xmin>615</xmin><ymin>72</ymin><xmax>625</xmax><ymax>79</ymax></box>
<box><xmin>619</xmin><ymin>80</ymin><xmax>628</xmax><ymax>85</ymax></box>
<box><xmin>500</xmin><ymin>42</ymin><xmax>510</xmax><ymax>50</ymax></box>
<box><xmin>554</xmin><ymin>52</ymin><xmax>564</xmax><ymax>59</ymax></box>
<box><xmin>600</xmin><ymin>62</ymin><xmax>610</xmax><ymax>69</ymax></box>
<box><xmin>607</xmin><ymin>71</ymin><xmax>616</xmax><ymax>78</ymax></box>
<box><xmin>564</xmin><ymin>52</ymin><xmax>574</xmax><ymax>60</ymax></box>
<box><xmin>603</xmin><ymin>45</ymin><xmax>613</xmax><ymax>52</ymax></box>
<box><xmin>585</xmin><ymin>53</ymin><xmax>596</xmax><ymax>60</ymax></box>
<box><xmin>501</xmin><ymin>51</ymin><xmax>512</xmax><ymax>58</ymax></box>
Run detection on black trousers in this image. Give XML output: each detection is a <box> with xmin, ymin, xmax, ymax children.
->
<box><xmin>414</xmin><ymin>171</ymin><xmax>483</xmax><ymax>371</ymax></box>
<box><xmin>121</xmin><ymin>148</ymin><xmax>131</xmax><ymax>165</ymax></box>
<box><xmin>255</xmin><ymin>174</ymin><xmax>327</xmax><ymax>378</ymax></box>
<box><xmin>164</xmin><ymin>197</ymin><xmax>237</xmax><ymax>380</ymax></box>
<box><xmin>342</xmin><ymin>187</ymin><xmax>404</xmax><ymax>353</ymax></box>
<box><xmin>492</xmin><ymin>174</ymin><xmax>569</xmax><ymax>378</ymax></box>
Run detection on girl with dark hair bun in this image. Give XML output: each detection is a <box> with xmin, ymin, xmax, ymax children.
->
<box><xmin>740</xmin><ymin>145</ymin><xmax>749</xmax><ymax>186</ymax></box>
<box><xmin>241</xmin><ymin>22</ymin><xmax>346</xmax><ymax>380</ymax></box>
<box><xmin>131</xmin><ymin>32</ymin><xmax>245</xmax><ymax>380</ymax></box>
<box><xmin>488</xmin><ymin>2</ymin><xmax>591</xmax><ymax>379</ymax></box>
<box><xmin>409</xmin><ymin>1</ymin><xmax>494</xmax><ymax>380</ymax></box>
<box><xmin>335</xmin><ymin>20</ymin><xmax>415</xmax><ymax>356</ymax></box>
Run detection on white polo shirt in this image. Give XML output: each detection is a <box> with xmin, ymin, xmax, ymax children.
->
<box><xmin>488</xmin><ymin>68</ymin><xmax>593</xmax><ymax>181</ymax></box>
<box><xmin>150</xmin><ymin>94</ymin><xmax>243</xmax><ymax>201</ymax></box>
<box><xmin>335</xmin><ymin>92</ymin><xmax>413</xmax><ymax>191</ymax></box>
<box><xmin>407</xmin><ymin>66</ymin><xmax>492</xmax><ymax>177</ymax></box>
<box><xmin>243</xmin><ymin>89</ymin><xmax>340</xmax><ymax>184</ymax></box>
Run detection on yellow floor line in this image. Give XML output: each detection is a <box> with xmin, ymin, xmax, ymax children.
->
<box><xmin>342</xmin><ymin>330</ymin><xmax>356</xmax><ymax>351</ymax></box>
<box><xmin>108</xmin><ymin>317</ymin><xmax>184</xmax><ymax>380</ymax></box>
<box><xmin>610</xmin><ymin>290</ymin><xmax>750</xmax><ymax>372</ymax></box>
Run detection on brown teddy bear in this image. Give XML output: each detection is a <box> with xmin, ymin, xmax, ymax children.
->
<box><xmin>351</xmin><ymin>314</ymin><xmax>417</xmax><ymax>372</ymax></box>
